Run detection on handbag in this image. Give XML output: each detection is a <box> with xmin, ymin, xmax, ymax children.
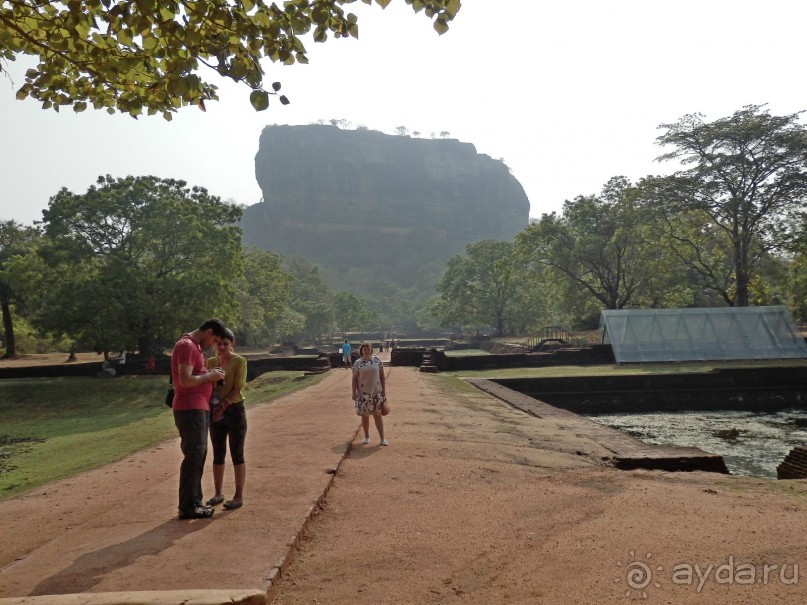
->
<box><xmin>381</xmin><ymin>400</ymin><xmax>390</xmax><ymax>416</ymax></box>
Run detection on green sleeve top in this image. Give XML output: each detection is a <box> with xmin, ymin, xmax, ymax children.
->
<box><xmin>206</xmin><ymin>353</ymin><xmax>247</xmax><ymax>404</ymax></box>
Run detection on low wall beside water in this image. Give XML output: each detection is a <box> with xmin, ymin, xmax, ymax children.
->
<box><xmin>494</xmin><ymin>366</ymin><xmax>807</xmax><ymax>414</ymax></box>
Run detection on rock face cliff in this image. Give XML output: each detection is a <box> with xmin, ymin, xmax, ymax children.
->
<box><xmin>242</xmin><ymin>125</ymin><xmax>530</xmax><ymax>295</ymax></box>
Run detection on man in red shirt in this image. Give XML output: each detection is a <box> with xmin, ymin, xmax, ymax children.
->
<box><xmin>170</xmin><ymin>318</ymin><xmax>228</xmax><ymax>519</ymax></box>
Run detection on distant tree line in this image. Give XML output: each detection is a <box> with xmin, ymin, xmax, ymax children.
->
<box><xmin>3</xmin><ymin>104</ymin><xmax>807</xmax><ymax>355</ymax></box>
<box><xmin>0</xmin><ymin>176</ymin><xmax>378</xmax><ymax>358</ymax></box>
<box><xmin>432</xmin><ymin>105</ymin><xmax>807</xmax><ymax>335</ymax></box>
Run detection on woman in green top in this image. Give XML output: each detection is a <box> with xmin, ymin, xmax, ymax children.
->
<box><xmin>205</xmin><ymin>328</ymin><xmax>248</xmax><ymax>510</ymax></box>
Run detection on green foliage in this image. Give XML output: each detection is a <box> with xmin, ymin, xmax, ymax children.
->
<box><xmin>785</xmin><ymin>253</ymin><xmax>807</xmax><ymax>322</ymax></box>
<box><xmin>435</xmin><ymin>240</ymin><xmax>544</xmax><ymax>336</ymax></box>
<box><xmin>0</xmin><ymin>221</ymin><xmax>42</xmax><ymax>357</ymax></box>
<box><xmin>517</xmin><ymin>177</ymin><xmax>683</xmax><ymax>315</ymax></box>
<box><xmin>32</xmin><ymin>175</ymin><xmax>242</xmax><ymax>354</ymax></box>
<box><xmin>236</xmin><ymin>247</ymin><xmax>293</xmax><ymax>346</ymax></box>
<box><xmin>1</xmin><ymin>313</ymin><xmax>71</xmax><ymax>355</ymax></box>
<box><xmin>0</xmin><ymin>0</ymin><xmax>461</xmax><ymax>117</ymax></box>
<box><xmin>285</xmin><ymin>257</ymin><xmax>334</xmax><ymax>342</ymax></box>
<box><xmin>332</xmin><ymin>291</ymin><xmax>377</xmax><ymax>336</ymax></box>
<box><xmin>648</xmin><ymin>104</ymin><xmax>807</xmax><ymax>307</ymax></box>
<box><xmin>640</xmin><ymin>199</ymin><xmax>754</xmax><ymax>307</ymax></box>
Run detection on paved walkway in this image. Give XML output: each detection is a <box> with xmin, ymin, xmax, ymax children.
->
<box><xmin>0</xmin><ymin>365</ymin><xmax>365</xmax><ymax>604</ymax></box>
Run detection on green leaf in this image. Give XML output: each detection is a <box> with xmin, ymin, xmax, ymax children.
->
<box><xmin>433</xmin><ymin>18</ymin><xmax>449</xmax><ymax>35</ymax></box>
<box><xmin>229</xmin><ymin>59</ymin><xmax>248</xmax><ymax>80</ymax></box>
<box><xmin>74</xmin><ymin>21</ymin><xmax>90</xmax><ymax>39</ymax></box>
<box><xmin>118</xmin><ymin>28</ymin><xmax>132</xmax><ymax>46</ymax></box>
<box><xmin>1</xmin><ymin>0</ymin><xmax>462</xmax><ymax>117</ymax></box>
<box><xmin>311</xmin><ymin>6</ymin><xmax>329</xmax><ymax>25</ymax></box>
<box><xmin>250</xmin><ymin>89</ymin><xmax>269</xmax><ymax>111</ymax></box>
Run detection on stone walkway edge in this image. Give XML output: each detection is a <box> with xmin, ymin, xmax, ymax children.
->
<box><xmin>464</xmin><ymin>378</ymin><xmax>728</xmax><ymax>473</ymax></box>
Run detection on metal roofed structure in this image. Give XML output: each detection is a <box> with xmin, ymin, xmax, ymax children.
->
<box><xmin>600</xmin><ymin>306</ymin><xmax>807</xmax><ymax>363</ymax></box>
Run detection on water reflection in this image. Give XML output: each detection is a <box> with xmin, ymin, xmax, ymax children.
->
<box><xmin>589</xmin><ymin>409</ymin><xmax>807</xmax><ymax>478</ymax></box>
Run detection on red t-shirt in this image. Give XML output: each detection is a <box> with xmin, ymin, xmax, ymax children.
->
<box><xmin>170</xmin><ymin>334</ymin><xmax>212</xmax><ymax>411</ymax></box>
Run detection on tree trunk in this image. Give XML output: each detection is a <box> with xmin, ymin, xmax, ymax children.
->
<box><xmin>138</xmin><ymin>335</ymin><xmax>151</xmax><ymax>357</ymax></box>
<box><xmin>1</xmin><ymin>294</ymin><xmax>16</xmax><ymax>358</ymax></box>
<box><xmin>735</xmin><ymin>239</ymin><xmax>749</xmax><ymax>307</ymax></box>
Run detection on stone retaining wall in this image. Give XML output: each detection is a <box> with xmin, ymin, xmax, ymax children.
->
<box><xmin>777</xmin><ymin>446</ymin><xmax>807</xmax><ymax>479</ymax></box>
<box><xmin>495</xmin><ymin>367</ymin><xmax>807</xmax><ymax>414</ymax></box>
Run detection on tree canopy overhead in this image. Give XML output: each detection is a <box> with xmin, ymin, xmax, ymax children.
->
<box><xmin>0</xmin><ymin>0</ymin><xmax>461</xmax><ymax>118</ymax></box>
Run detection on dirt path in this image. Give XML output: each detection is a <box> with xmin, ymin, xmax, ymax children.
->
<box><xmin>1</xmin><ymin>361</ymin><xmax>807</xmax><ymax>604</ymax></box>
<box><xmin>273</xmin><ymin>368</ymin><xmax>807</xmax><ymax>605</ymax></box>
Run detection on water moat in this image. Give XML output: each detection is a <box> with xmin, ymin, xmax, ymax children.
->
<box><xmin>590</xmin><ymin>408</ymin><xmax>807</xmax><ymax>478</ymax></box>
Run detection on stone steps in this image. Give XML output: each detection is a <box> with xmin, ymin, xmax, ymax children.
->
<box><xmin>777</xmin><ymin>445</ymin><xmax>807</xmax><ymax>479</ymax></box>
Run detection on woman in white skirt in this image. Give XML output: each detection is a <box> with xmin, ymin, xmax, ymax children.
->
<box><xmin>351</xmin><ymin>341</ymin><xmax>388</xmax><ymax>446</ymax></box>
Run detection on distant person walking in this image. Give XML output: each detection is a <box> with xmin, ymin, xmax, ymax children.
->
<box><xmin>205</xmin><ymin>329</ymin><xmax>248</xmax><ymax>511</ymax></box>
<box><xmin>341</xmin><ymin>340</ymin><xmax>352</xmax><ymax>369</ymax></box>
<box><xmin>170</xmin><ymin>318</ymin><xmax>228</xmax><ymax>520</ymax></box>
<box><xmin>352</xmin><ymin>341</ymin><xmax>388</xmax><ymax>446</ymax></box>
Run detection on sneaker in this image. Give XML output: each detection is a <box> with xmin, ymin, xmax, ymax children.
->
<box><xmin>380</xmin><ymin>439</ymin><xmax>389</xmax><ymax>446</ymax></box>
<box><xmin>362</xmin><ymin>436</ymin><xmax>370</xmax><ymax>445</ymax></box>
<box><xmin>179</xmin><ymin>505</ymin><xmax>214</xmax><ymax>519</ymax></box>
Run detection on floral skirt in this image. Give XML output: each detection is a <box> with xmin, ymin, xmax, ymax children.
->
<box><xmin>355</xmin><ymin>391</ymin><xmax>386</xmax><ymax>416</ymax></box>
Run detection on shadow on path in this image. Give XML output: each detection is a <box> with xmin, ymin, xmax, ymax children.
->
<box><xmin>30</xmin><ymin>519</ymin><xmax>209</xmax><ymax>596</ymax></box>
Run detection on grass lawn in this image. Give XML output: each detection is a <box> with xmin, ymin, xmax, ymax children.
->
<box><xmin>0</xmin><ymin>371</ymin><xmax>321</xmax><ymax>499</ymax></box>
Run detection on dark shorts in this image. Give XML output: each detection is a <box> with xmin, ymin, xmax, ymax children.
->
<box><xmin>210</xmin><ymin>403</ymin><xmax>247</xmax><ymax>465</ymax></box>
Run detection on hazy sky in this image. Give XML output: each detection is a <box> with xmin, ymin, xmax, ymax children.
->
<box><xmin>1</xmin><ymin>0</ymin><xmax>806</xmax><ymax>227</ymax></box>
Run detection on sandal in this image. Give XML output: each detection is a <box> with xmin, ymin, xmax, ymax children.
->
<box><xmin>223</xmin><ymin>499</ymin><xmax>243</xmax><ymax>510</ymax></box>
<box><xmin>206</xmin><ymin>495</ymin><xmax>225</xmax><ymax>506</ymax></box>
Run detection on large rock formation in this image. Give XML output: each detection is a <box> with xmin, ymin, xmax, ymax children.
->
<box><xmin>241</xmin><ymin>125</ymin><xmax>530</xmax><ymax>294</ymax></box>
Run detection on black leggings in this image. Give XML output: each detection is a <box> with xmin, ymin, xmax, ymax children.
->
<box><xmin>210</xmin><ymin>403</ymin><xmax>247</xmax><ymax>465</ymax></box>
